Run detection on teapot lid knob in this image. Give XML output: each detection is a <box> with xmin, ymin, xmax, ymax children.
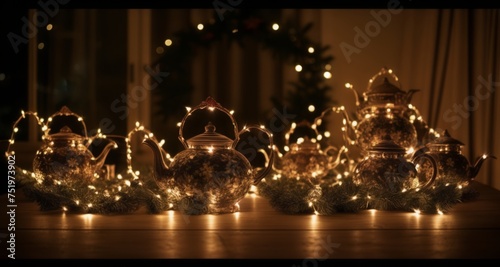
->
<box><xmin>205</xmin><ymin>122</ymin><xmax>216</xmax><ymax>133</ymax></box>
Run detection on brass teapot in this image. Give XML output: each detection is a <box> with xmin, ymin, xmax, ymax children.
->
<box><xmin>412</xmin><ymin>130</ymin><xmax>496</xmax><ymax>184</ymax></box>
<box><xmin>33</xmin><ymin>106</ymin><xmax>117</xmax><ymax>185</ymax></box>
<box><xmin>143</xmin><ymin>97</ymin><xmax>274</xmax><ymax>214</ymax></box>
<box><xmin>342</xmin><ymin>67</ymin><xmax>420</xmax><ymax>152</ymax></box>
<box><xmin>354</xmin><ymin>135</ymin><xmax>437</xmax><ymax>192</ymax></box>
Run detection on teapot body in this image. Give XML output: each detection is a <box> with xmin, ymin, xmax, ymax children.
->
<box><xmin>354</xmin><ymin>153</ymin><xmax>417</xmax><ymax>192</ymax></box>
<box><xmin>33</xmin><ymin>139</ymin><xmax>95</xmax><ymax>185</ymax></box>
<box><xmin>281</xmin><ymin>148</ymin><xmax>329</xmax><ymax>181</ymax></box>
<box><xmin>415</xmin><ymin>150</ymin><xmax>470</xmax><ymax>183</ymax></box>
<box><xmin>355</xmin><ymin>107</ymin><xmax>418</xmax><ymax>151</ymax></box>
<box><xmin>353</xmin><ymin>135</ymin><xmax>436</xmax><ymax>191</ymax></box>
<box><xmin>160</xmin><ymin>148</ymin><xmax>254</xmax><ymax>213</ymax></box>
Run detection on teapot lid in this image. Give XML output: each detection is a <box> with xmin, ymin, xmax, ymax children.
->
<box><xmin>366</xmin><ymin>77</ymin><xmax>405</xmax><ymax>95</ymax></box>
<box><xmin>366</xmin><ymin>67</ymin><xmax>405</xmax><ymax>95</ymax></box>
<box><xmin>186</xmin><ymin>122</ymin><xmax>233</xmax><ymax>148</ymax></box>
<box><xmin>368</xmin><ymin>134</ymin><xmax>406</xmax><ymax>153</ymax></box>
<box><xmin>428</xmin><ymin>130</ymin><xmax>464</xmax><ymax>146</ymax></box>
<box><xmin>47</xmin><ymin>126</ymin><xmax>85</xmax><ymax>141</ymax></box>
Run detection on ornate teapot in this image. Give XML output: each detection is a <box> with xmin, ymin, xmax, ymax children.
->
<box><xmin>353</xmin><ymin>135</ymin><xmax>437</xmax><ymax>192</ymax></box>
<box><xmin>277</xmin><ymin>120</ymin><xmax>345</xmax><ymax>185</ymax></box>
<box><xmin>143</xmin><ymin>97</ymin><xmax>274</xmax><ymax>214</ymax></box>
<box><xmin>342</xmin><ymin>67</ymin><xmax>420</xmax><ymax>152</ymax></box>
<box><xmin>33</xmin><ymin>106</ymin><xmax>117</xmax><ymax>185</ymax></box>
<box><xmin>412</xmin><ymin>129</ymin><xmax>496</xmax><ymax>184</ymax></box>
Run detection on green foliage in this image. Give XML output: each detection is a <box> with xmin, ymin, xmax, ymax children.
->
<box><xmin>258</xmin><ymin>171</ymin><xmax>475</xmax><ymax>215</ymax></box>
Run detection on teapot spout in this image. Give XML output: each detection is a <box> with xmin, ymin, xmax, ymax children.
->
<box><xmin>93</xmin><ymin>140</ymin><xmax>118</xmax><ymax>173</ymax></box>
<box><xmin>469</xmin><ymin>154</ymin><xmax>496</xmax><ymax>179</ymax></box>
<box><xmin>142</xmin><ymin>138</ymin><xmax>171</xmax><ymax>179</ymax></box>
<box><xmin>405</xmin><ymin>89</ymin><xmax>420</xmax><ymax>104</ymax></box>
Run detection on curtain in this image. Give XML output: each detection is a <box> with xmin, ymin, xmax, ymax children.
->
<box><xmin>399</xmin><ymin>9</ymin><xmax>500</xmax><ymax>190</ymax></box>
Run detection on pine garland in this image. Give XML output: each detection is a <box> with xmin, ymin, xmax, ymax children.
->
<box><xmin>258</xmin><ymin>171</ymin><xmax>478</xmax><ymax>215</ymax></box>
<box><xmin>16</xmin><ymin>168</ymin><xmax>178</xmax><ymax>214</ymax></box>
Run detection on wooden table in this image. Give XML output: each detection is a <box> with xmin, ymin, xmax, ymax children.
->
<box><xmin>3</xmin><ymin>181</ymin><xmax>500</xmax><ymax>262</ymax></box>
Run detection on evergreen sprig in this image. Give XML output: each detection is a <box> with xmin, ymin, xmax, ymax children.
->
<box><xmin>257</xmin><ymin>171</ymin><xmax>477</xmax><ymax>215</ymax></box>
<box><xmin>16</xmin><ymin>169</ymin><xmax>178</xmax><ymax>214</ymax></box>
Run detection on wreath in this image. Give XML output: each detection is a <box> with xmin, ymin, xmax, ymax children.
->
<box><xmin>151</xmin><ymin>9</ymin><xmax>335</xmax><ymax>148</ymax></box>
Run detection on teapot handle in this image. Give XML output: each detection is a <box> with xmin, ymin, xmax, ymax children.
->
<box><xmin>237</xmin><ymin>125</ymin><xmax>275</xmax><ymax>185</ymax></box>
<box><xmin>178</xmin><ymin>97</ymin><xmax>239</xmax><ymax>149</ymax></box>
<box><xmin>412</xmin><ymin>153</ymin><xmax>437</xmax><ymax>189</ymax></box>
<box><xmin>46</xmin><ymin>106</ymin><xmax>89</xmax><ymax>138</ymax></box>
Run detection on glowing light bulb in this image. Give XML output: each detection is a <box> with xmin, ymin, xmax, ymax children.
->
<box><xmin>323</xmin><ymin>71</ymin><xmax>332</xmax><ymax>79</ymax></box>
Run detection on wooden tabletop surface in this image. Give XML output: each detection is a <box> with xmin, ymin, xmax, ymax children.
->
<box><xmin>3</xmin><ymin>181</ymin><xmax>500</xmax><ymax>261</ymax></box>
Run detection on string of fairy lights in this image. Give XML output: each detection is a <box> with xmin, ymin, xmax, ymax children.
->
<box><xmin>5</xmin><ymin>97</ymin><xmax>478</xmax><ymax>215</ymax></box>
<box><xmin>3</xmin><ymin>9</ymin><xmax>481</xmax><ymax>215</ymax></box>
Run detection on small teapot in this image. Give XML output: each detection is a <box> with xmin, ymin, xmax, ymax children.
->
<box><xmin>342</xmin><ymin>67</ymin><xmax>419</xmax><ymax>151</ymax></box>
<box><xmin>277</xmin><ymin>120</ymin><xmax>344</xmax><ymax>184</ymax></box>
<box><xmin>143</xmin><ymin>97</ymin><xmax>274</xmax><ymax>214</ymax></box>
<box><xmin>354</xmin><ymin>135</ymin><xmax>437</xmax><ymax>192</ymax></box>
<box><xmin>33</xmin><ymin>106</ymin><xmax>117</xmax><ymax>185</ymax></box>
<box><xmin>412</xmin><ymin>129</ymin><xmax>496</xmax><ymax>184</ymax></box>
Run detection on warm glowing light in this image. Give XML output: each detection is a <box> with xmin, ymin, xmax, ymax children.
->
<box><xmin>308</xmin><ymin>105</ymin><xmax>315</xmax><ymax>112</ymax></box>
<box><xmin>197</xmin><ymin>23</ymin><xmax>204</xmax><ymax>30</ymax></box>
<box><xmin>345</xmin><ymin>83</ymin><xmax>352</xmax><ymax>88</ymax></box>
<box><xmin>295</xmin><ymin>64</ymin><xmax>302</xmax><ymax>72</ymax></box>
<box><xmin>324</xmin><ymin>131</ymin><xmax>331</xmax><ymax>138</ymax></box>
<box><xmin>308</xmin><ymin>47</ymin><xmax>314</xmax><ymax>53</ymax></box>
<box><xmin>164</xmin><ymin>39</ymin><xmax>173</xmax><ymax>46</ymax></box>
<box><xmin>272</xmin><ymin>23</ymin><xmax>279</xmax><ymax>30</ymax></box>
<box><xmin>323</xmin><ymin>71</ymin><xmax>332</xmax><ymax>79</ymax></box>
<box><xmin>185</xmin><ymin>106</ymin><xmax>192</xmax><ymax>112</ymax></box>
<box><xmin>325</xmin><ymin>64</ymin><xmax>331</xmax><ymax>70</ymax></box>
<box><xmin>46</xmin><ymin>24</ymin><xmax>53</xmax><ymax>31</ymax></box>
<box><xmin>38</xmin><ymin>43</ymin><xmax>45</xmax><ymax>50</ymax></box>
